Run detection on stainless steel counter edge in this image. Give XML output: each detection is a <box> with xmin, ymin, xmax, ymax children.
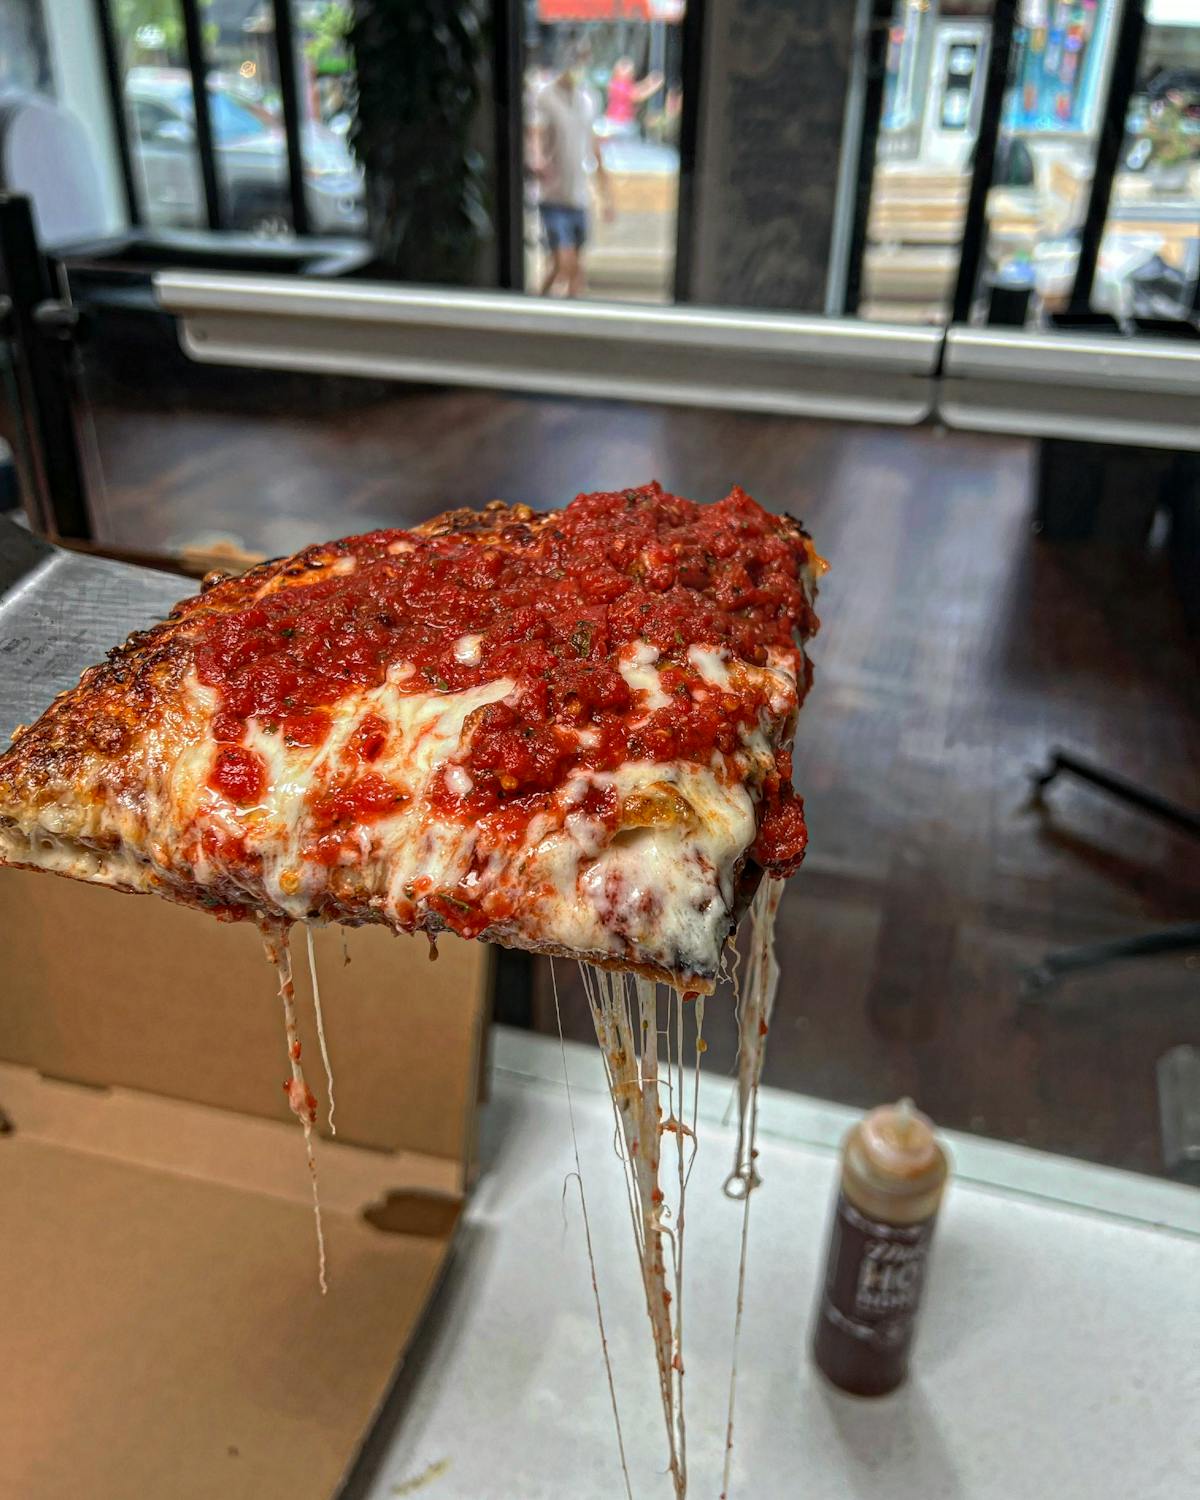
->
<box><xmin>940</xmin><ymin>327</ymin><xmax>1200</xmax><ymax>449</ymax></box>
<box><xmin>944</xmin><ymin>325</ymin><xmax>1200</xmax><ymax>395</ymax></box>
<box><xmin>153</xmin><ymin>272</ymin><xmax>1200</xmax><ymax>443</ymax></box>
<box><xmin>153</xmin><ymin>273</ymin><xmax>940</xmax><ymax>425</ymax></box>
<box><xmin>153</xmin><ymin>274</ymin><xmax>944</xmax><ymax>366</ymax></box>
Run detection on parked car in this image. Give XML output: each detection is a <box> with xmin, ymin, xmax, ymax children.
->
<box><xmin>125</xmin><ymin>67</ymin><xmax>365</xmax><ymax>236</ymax></box>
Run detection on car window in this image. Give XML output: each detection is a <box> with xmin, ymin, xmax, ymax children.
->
<box><xmin>130</xmin><ymin>99</ymin><xmax>178</xmax><ymax>144</ymax></box>
<box><xmin>207</xmin><ymin>92</ymin><xmax>271</xmax><ymax>145</ymax></box>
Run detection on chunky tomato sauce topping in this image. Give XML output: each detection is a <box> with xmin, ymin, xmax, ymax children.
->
<box><xmin>210</xmin><ymin>744</ymin><xmax>265</xmax><ymax>805</ymax></box>
<box><xmin>196</xmin><ymin>485</ymin><xmax>819</xmax><ymax>874</ymax></box>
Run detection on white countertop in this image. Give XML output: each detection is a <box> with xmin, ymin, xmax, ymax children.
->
<box><xmin>365</xmin><ymin>1027</ymin><xmax>1200</xmax><ymax>1500</ymax></box>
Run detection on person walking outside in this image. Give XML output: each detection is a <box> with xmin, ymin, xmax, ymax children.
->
<box><xmin>528</xmin><ymin>43</ymin><xmax>615</xmax><ymax>298</ymax></box>
<box><xmin>604</xmin><ymin>55</ymin><xmax>663</xmax><ymax>138</ymax></box>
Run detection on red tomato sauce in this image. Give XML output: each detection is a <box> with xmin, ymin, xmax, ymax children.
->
<box><xmin>194</xmin><ymin>485</ymin><xmax>819</xmax><ymax>873</ymax></box>
<box><xmin>209</xmin><ymin>744</ymin><xmax>265</xmax><ymax>805</ymax></box>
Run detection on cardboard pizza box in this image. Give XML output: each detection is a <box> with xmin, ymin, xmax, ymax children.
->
<box><xmin>0</xmin><ymin>520</ymin><xmax>493</xmax><ymax>1500</ymax></box>
<box><xmin>0</xmin><ymin>872</ymin><xmax>492</xmax><ymax>1500</ymax></box>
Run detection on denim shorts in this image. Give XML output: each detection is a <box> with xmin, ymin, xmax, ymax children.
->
<box><xmin>540</xmin><ymin>202</ymin><xmax>587</xmax><ymax>250</ymax></box>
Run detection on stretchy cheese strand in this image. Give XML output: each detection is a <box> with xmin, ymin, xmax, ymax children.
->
<box><xmin>306</xmin><ymin>924</ymin><xmax>337</xmax><ymax>1136</ymax></box>
<box><xmin>720</xmin><ymin>878</ymin><xmax>784</xmax><ymax>1497</ymax></box>
<box><xmin>551</xmin><ymin>961</ymin><xmax>634</xmax><ymax>1500</ymax></box>
<box><xmin>263</xmin><ymin>922</ymin><xmax>327</xmax><ymax>1295</ymax></box>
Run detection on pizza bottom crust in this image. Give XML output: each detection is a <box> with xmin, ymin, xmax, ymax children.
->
<box><xmin>0</xmin><ymin>819</ymin><xmax>750</xmax><ymax>996</ymax></box>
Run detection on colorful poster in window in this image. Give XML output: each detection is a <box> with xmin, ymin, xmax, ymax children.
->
<box><xmin>1008</xmin><ymin>0</ymin><xmax>1107</xmax><ymax>132</ymax></box>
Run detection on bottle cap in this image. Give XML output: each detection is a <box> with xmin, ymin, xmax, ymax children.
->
<box><xmin>842</xmin><ymin>1098</ymin><xmax>948</xmax><ymax>1224</ymax></box>
<box><xmin>859</xmin><ymin>1098</ymin><xmax>939</xmax><ymax>1179</ymax></box>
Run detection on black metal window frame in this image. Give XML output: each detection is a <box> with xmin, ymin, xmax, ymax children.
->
<box><xmin>493</xmin><ymin>0</ymin><xmax>524</xmax><ymax>292</ymax></box>
<box><xmin>1068</xmin><ymin>0</ymin><xmax>1146</xmax><ymax>315</ymax></box>
<box><xmin>672</xmin><ymin>0</ymin><xmax>707</xmax><ymax>302</ymax></box>
<box><xmin>951</xmin><ymin>0</ymin><xmax>1150</xmax><ymax>324</ymax></box>
<box><xmin>94</xmin><ymin>0</ymin><xmax>312</xmax><ymax>238</ymax></box>
<box><xmin>839</xmin><ymin>0</ymin><xmax>894</xmax><ymax>318</ymax></box>
<box><xmin>90</xmin><ymin>0</ymin><xmax>140</xmax><ymax>229</ymax></box>
<box><xmin>271</xmin><ymin>0</ymin><xmax>311</xmax><ymax>238</ymax></box>
<box><xmin>949</xmin><ymin>0</ymin><xmax>1020</xmax><ymax>326</ymax></box>
<box><xmin>836</xmin><ymin>0</ymin><xmax>1025</xmax><ymax>326</ymax></box>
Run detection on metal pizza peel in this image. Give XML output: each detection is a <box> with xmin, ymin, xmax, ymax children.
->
<box><xmin>0</xmin><ymin>517</ymin><xmax>184</xmax><ymax>744</ymax></box>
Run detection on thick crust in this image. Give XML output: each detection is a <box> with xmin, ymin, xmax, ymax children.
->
<box><xmin>0</xmin><ymin>843</ymin><xmax>719</xmax><ymax>994</ymax></box>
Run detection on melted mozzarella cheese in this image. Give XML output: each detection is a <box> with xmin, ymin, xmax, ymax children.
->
<box><xmin>619</xmin><ymin>642</ymin><xmax>670</xmax><ymax>710</ymax></box>
<box><xmin>229</xmin><ymin>673</ymin><xmax>515</xmax><ymax>913</ymax></box>
<box><xmin>687</xmin><ymin>643</ymin><xmax>730</xmax><ymax>687</ymax></box>
<box><xmin>453</xmin><ymin>633</ymin><xmax>483</xmax><ymax>666</ymax></box>
<box><xmin>0</xmin><ymin>635</ymin><xmax>799</xmax><ymax>986</ymax></box>
<box><xmin>521</xmin><ymin>760</ymin><xmax>756</xmax><ymax>978</ymax></box>
<box><xmin>444</xmin><ymin>764</ymin><xmax>474</xmax><ymax>797</ymax></box>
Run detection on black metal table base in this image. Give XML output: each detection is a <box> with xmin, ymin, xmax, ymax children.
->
<box><xmin>1021</xmin><ymin>747</ymin><xmax>1200</xmax><ymax>1000</ymax></box>
<box><xmin>1030</xmin><ymin>747</ymin><xmax>1200</xmax><ymax>839</ymax></box>
<box><xmin>1019</xmin><ymin>923</ymin><xmax>1200</xmax><ymax>1001</ymax></box>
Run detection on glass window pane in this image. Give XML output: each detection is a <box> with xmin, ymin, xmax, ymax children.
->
<box><xmin>973</xmin><ymin>0</ymin><xmax>1121</xmax><ymax>327</ymax></box>
<box><xmin>1095</xmin><ymin>4</ymin><xmax>1200</xmax><ymax>320</ymax></box>
<box><xmin>292</xmin><ymin>1</ymin><xmax>365</xmax><ymax>237</ymax></box>
<box><xmin>191</xmin><ymin>3</ymin><xmax>364</xmax><ymax>239</ymax></box>
<box><xmin>202</xmin><ymin>10</ymin><xmax>290</xmax><ymax>235</ymax></box>
<box><xmin>524</xmin><ymin>16</ymin><xmax>682</xmax><ymax>302</ymax></box>
<box><xmin>0</xmin><ymin>0</ymin><xmax>54</xmax><ymax>94</ymax></box>
<box><xmin>111</xmin><ymin>2</ymin><xmax>204</xmax><ymax>230</ymax></box>
<box><xmin>862</xmin><ymin>1</ymin><xmax>994</xmax><ymax>324</ymax></box>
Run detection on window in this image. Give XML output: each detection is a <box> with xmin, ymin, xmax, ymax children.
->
<box><xmin>206</xmin><ymin>2</ymin><xmax>365</xmax><ymax>239</ymax></box>
<box><xmin>287</xmin><ymin>0</ymin><xmax>364</xmax><ymax>238</ymax></box>
<box><xmin>111</xmin><ymin>0</ymin><xmax>205</xmax><ymax>230</ymax></box>
<box><xmin>1094</xmin><ymin>1</ymin><xmax>1200</xmax><ymax>320</ymax></box>
<box><xmin>108</xmin><ymin>0</ymin><xmax>364</xmax><ymax>237</ymax></box>
<box><xmin>970</xmin><ymin>0</ymin><xmax>1121</xmax><ymax>327</ymax></box>
<box><xmin>523</xmin><ymin>11</ymin><xmax>684</xmax><ymax>303</ymax></box>
<box><xmin>200</xmin><ymin>1</ymin><xmax>364</xmax><ymax>239</ymax></box>
<box><xmin>861</xmin><ymin>1</ymin><xmax>994</xmax><ymax>324</ymax></box>
<box><xmin>130</xmin><ymin>98</ymin><xmax>183</xmax><ymax>142</ymax></box>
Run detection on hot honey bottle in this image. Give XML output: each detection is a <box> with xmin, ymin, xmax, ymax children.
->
<box><xmin>812</xmin><ymin>1099</ymin><xmax>949</xmax><ymax>1396</ymax></box>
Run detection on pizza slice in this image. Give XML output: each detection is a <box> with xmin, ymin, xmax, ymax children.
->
<box><xmin>0</xmin><ymin>483</ymin><xmax>821</xmax><ymax>994</ymax></box>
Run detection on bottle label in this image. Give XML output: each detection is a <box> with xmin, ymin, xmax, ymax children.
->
<box><xmin>820</xmin><ymin>1193</ymin><xmax>934</xmax><ymax>1349</ymax></box>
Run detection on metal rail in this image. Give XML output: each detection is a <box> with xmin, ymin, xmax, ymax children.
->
<box><xmin>153</xmin><ymin>273</ymin><xmax>942</xmax><ymax>424</ymax></box>
<box><xmin>154</xmin><ymin>271</ymin><xmax>1200</xmax><ymax>446</ymax></box>
<box><xmin>0</xmin><ymin>196</ymin><xmax>91</xmax><ymax>538</ymax></box>
<box><xmin>940</xmin><ymin>325</ymin><xmax>1200</xmax><ymax>450</ymax></box>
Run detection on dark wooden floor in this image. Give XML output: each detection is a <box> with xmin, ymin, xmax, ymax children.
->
<box><xmin>88</xmin><ymin>385</ymin><xmax>1200</xmax><ymax>1177</ymax></box>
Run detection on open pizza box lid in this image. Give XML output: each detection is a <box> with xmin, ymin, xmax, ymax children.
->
<box><xmin>0</xmin><ymin>521</ymin><xmax>493</xmax><ymax>1500</ymax></box>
